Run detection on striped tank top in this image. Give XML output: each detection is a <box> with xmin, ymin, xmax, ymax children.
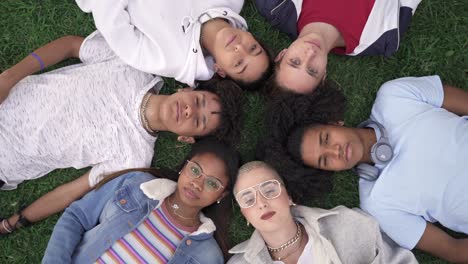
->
<box><xmin>96</xmin><ymin>200</ymin><xmax>198</xmax><ymax>263</ymax></box>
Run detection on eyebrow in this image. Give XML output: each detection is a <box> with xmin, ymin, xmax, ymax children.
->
<box><xmin>287</xmin><ymin>61</ymin><xmax>317</xmax><ymax>78</ymax></box>
<box><xmin>237</xmin><ymin>49</ymin><xmax>264</xmax><ymax>75</ymax></box>
<box><xmin>202</xmin><ymin>94</ymin><xmax>207</xmax><ymax>129</ymax></box>
<box><xmin>318</xmin><ymin>131</ymin><xmax>323</xmax><ymax>168</ymax></box>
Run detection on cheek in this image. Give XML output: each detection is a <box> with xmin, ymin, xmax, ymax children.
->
<box><xmin>240</xmin><ymin>208</ymin><xmax>257</xmax><ymax>223</ymax></box>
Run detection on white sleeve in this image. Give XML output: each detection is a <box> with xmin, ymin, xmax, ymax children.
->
<box><xmin>75</xmin><ymin>0</ymin><xmax>159</xmax><ymax>74</ymax></box>
<box><xmin>370</xmin><ymin>208</ymin><xmax>427</xmax><ymax>250</ymax></box>
<box><xmin>371</xmin><ymin>75</ymin><xmax>444</xmax><ymax>127</ymax></box>
<box><xmin>88</xmin><ymin>158</ymin><xmax>150</xmax><ymax>187</ymax></box>
<box><xmin>377</xmin><ymin>75</ymin><xmax>444</xmax><ymax>108</ymax></box>
<box><xmin>79</xmin><ymin>31</ymin><xmax>117</xmax><ymax>64</ymax></box>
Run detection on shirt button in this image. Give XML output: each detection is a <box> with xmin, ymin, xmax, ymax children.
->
<box><xmin>186</xmin><ymin>239</ymin><xmax>192</xmax><ymax>246</ymax></box>
<box><xmin>120</xmin><ymin>199</ymin><xmax>127</xmax><ymax>205</ymax></box>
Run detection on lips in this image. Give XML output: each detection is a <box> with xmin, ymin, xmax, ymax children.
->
<box><xmin>260</xmin><ymin>211</ymin><xmax>276</xmax><ymax>220</ymax></box>
<box><xmin>183</xmin><ymin>187</ymin><xmax>200</xmax><ymax>200</ymax></box>
<box><xmin>226</xmin><ymin>34</ymin><xmax>237</xmax><ymax>47</ymax></box>
<box><xmin>345</xmin><ymin>143</ymin><xmax>351</xmax><ymax>162</ymax></box>
<box><xmin>176</xmin><ymin>101</ymin><xmax>180</xmax><ymax>123</ymax></box>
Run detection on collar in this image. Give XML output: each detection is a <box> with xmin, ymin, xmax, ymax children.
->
<box><xmin>229</xmin><ymin>206</ymin><xmax>340</xmax><ymax>262</ymax></box>
<box><xmin>140</xmin><ymin>178</ymin><xmax>217</xmax><ymax>236</ymax></box>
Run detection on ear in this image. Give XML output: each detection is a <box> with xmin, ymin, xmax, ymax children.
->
<box><xmin>329</xmin><ymin>120</ymin><xmax>345</xmax><ymax>126</ymax></box>
<box><xmin>177</xmin><ymin>87</ymin><xmax>193</xmax><ymax>93</ymax></box>
<box><xmin>214</xmin><ymin>64</ymin><xmax>226</xmax><ymax>78</ymax></box>
<box><xmin>275</xmin><ymin>49</ymin><xmax>287</xmax><ymax>62</ymax></box>
<box><xmin>177</xmin><ymin>136</ymin><xmax>195</xmax><ymax>144</ymax></box>
<box><xmin>219</xmin><ymin>190</ymin><xmax>230</xmax><ymax>201</ymax></box>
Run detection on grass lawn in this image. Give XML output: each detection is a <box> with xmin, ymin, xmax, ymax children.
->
<box><xmin>0</xmin><ymin>0</ymin><xmax>467</xmax><ymax>263</ymax></box>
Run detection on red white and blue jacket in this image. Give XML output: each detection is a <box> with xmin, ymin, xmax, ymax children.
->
<box><xmin>254</xmin><ymin>0</ymin><xmax>421</xmax><ymax>57</ymax></box>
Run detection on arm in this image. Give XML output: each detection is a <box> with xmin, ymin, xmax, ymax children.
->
<box><xmin>42</xmin><ymin>171</ymin><xmax>126</xmax><ymax>263</ymax></box>
<box><xmin>0</xmin><ymin>171</ymin><xmax>92</xmax><ymax>234</ymax></box>
<box><xmin>0</xmin><ymin>35</ymin><xmax>84</xmax><ymax>103</ymax></box>
<box><xmin>442</xmin><ymin>84</ymin><xmax>468</xmax><ymax>115</ymax></box>
<box><xmin>416</xmin><ymin>222</ymin><xmax>468</xmax><ymax>263</ymax></box>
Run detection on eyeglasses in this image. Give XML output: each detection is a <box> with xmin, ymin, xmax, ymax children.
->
<box><xmin>186</xmin><ymin>160</ymin><xmax>225</xmax><ymax>192</ymax></box>
<box><xmin>235</xmin><ymin>180</ymin><xmax>282</xmax><ymax>208</ymax></box>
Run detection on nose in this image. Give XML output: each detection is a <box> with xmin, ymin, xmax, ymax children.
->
<box><xmin>234</xmin><ymin>43</ymin><xmax>246</xmax><ymax>53</ymax></box>
<box><xmin>325</xmin><ymin>144</ymin><xmax>342</xmax><ymax>159</ymax></box>
<box><xmin>191</xmin><ymin>176</ymin><xmax>203</xmax><ymax>191</ymax></box>
<box><xmin>256</xmin><ymin>191</ymin><xmax>268</xmax><ymax>209</ymax></box>
<box><xmin>184</xmin><ymin>104</ymin><xmax>194</xmax><ymax>118</ymax></box>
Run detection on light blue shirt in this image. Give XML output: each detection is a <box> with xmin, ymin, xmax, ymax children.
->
<box><xmin>359</xmin><ymin>75</ymin><xmax>468</xmax><ymax>249</ymax></box>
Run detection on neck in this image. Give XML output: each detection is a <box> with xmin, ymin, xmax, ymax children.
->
<box><xmin>144</xmin><ymin>94</ymin><xmax>167</xmax><ymax>132</ymax></box>
<box><xmin>260</xmin><ymin>217</ymin><xmax>297</xmax><ymax>248</ymax></box>
<box><xmin>200</xmin><ymin>18</ymin><xmax>230</xmax><ymax>55</ymax></box>
<box><xmin>299</xmin><ymin>22</ymin><xmax>344</xmax><ymax>52</ymax></box>
<box><xmin>358</xmin><ymin>128</ymin><xmax>378</xmax><ymax>164</ymax></box>
<box><xmin>166</xmin><ymin>192</ymin><xmax>202</xmax><ymax>225</ymax></box>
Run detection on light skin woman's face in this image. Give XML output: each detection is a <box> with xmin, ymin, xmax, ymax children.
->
<box><xmin>235</xmin><ymin>167</ymin><xmax>292</xmax><ymax>233</ymax></box>
<box><xmin>275</xmin><ymin>35</ymin><xmax>328</xmax><ymax>94</ymax></box>
<box><xmin>211</xmin><ymin>27</ymin><xmax>269</xmax><ymax>84</ymax></box>
<box><xmin>301</xmin><ymin>125</ymin><xmax>365</xmax><ymax>171</ymax></box>
<box><xmin>177</xmin><ymin>152</ymin><xmax>229</xmax><ymax>209</ymax></box>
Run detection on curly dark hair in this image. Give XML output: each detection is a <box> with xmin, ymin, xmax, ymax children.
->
<box><xmin>197</xmin><ymin>79</ymin><xmax>244</xmax><ymax>145</ymax></box>
<box><xmin>256</xmin><ymin>82</ymin><xmax>346</xmax><ymax>204</ymax></box>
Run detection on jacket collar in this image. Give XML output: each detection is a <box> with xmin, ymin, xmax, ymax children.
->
<box><xmin>140</xmin><ymin>178</ymin><xmax>217</xmax><ymax>236</ymax></box>
<box><xmin>229</xmin><ymin>206</ymin><xmax>340</xmax><ymax>262</ymax></box>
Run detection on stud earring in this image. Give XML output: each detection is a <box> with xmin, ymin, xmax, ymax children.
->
<box><xmin>178</xmin><ymin>171</ymin><xmax>181</xmax><ymax>175</ymax></box>
<box><xmin>217</xmin><ymin>200</ymin><xmax>221</xmax><ymax>204</ymax></box>
<box><xmin>247</xmin><ymin>221</ymin><xmax>250</xmax><ymax>227</ymax></box>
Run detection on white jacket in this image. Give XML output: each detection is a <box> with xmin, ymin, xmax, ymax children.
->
<box><xmin>76</xmin><ymin>0</ymin><xmax>248</xmax><ymax>87</ymax></box>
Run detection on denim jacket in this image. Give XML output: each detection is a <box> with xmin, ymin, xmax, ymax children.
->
<box><xmin>42</xmin><ymin>172</ymin><xmax>224</xmax><ymax>264</ymax></box>
<box><xmin>228</xmin><ymin>206</ymin><xmax>418</xmax><ymax>264</ymax></box>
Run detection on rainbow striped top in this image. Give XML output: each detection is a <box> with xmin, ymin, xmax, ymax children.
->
<box><xmin>96</xmin><ymin>201</ymin><xmax>198</xmax><ymax>264</ymax></box>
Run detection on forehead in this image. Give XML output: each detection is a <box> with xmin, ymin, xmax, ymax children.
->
<box><xmin>276</xmin><ymin>63</ymin><xmax>317</xmax><ymax>94</ymax></box>
<box><xmin>301</xmin><ymin>126</ymin><xmax>322</xmax><ymax>167</ymax></box>
<box><xmin>190</xmin><ymin>152</ymin><xmax>228</xmax><ymax>182</ymax></box>
<box><xmin>235</xmin><ymin>167</ymin><xmax>279</xmax><ymax>193</ymax></box>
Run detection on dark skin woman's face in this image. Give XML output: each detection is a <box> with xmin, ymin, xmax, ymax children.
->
<box><xmin>176</xmin><ymin>152</ymin><xmax>229</xmax><ymax>209</ymax></box>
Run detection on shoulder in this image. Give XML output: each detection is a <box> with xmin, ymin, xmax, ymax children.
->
<box><xmin>376</xmin><ymin>75</ymin><xmax>442</xmax><ymax>101</ymax></box>
<box><xmin>227</xmin><ymin>253</ymin><xmax>247</xmax><ymax>264</ymax></box>
<box><xmin>188</xmin><ymin>236</ymin><xmax>224</xmax><ymax>264</ymax></box>
<box><xmin>319</xmin><ymin>206</ymin><xmax>379</xmax><ymax>229</ymax></box>
<box><xmin>254</xmin><ymin>0</ymin><xmax>300</xmax><ymax>39</ymax></box>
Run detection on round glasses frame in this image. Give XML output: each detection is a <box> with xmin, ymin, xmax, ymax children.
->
<box><xmin>185</xmin><ymin>160</ymin><xmax>225</xmax><ymax>192</ymax></box>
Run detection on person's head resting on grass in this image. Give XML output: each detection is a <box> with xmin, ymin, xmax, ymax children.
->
<box><xmin>148</xmin><ymin>79</ymin><xmax>243</xmax><ymax>145</ymax></box>
<box><xmin>96</xmin><ymin>137</ymin><xmax>241</xmax><ymax>260</ymax></box>
<box><xmin>257</xmin><ymin>82</ymin><xmax>346</xmax><ymax>203</ymax></box>
<box><xmin>201</xmin><ymin>19</ymin><xmax>275</xmax><ymax>91</ymax></box>
<box><xmin>263</xmin><ymin>38</ymin><xmax>330</xmax><ymax>95</ymax></box>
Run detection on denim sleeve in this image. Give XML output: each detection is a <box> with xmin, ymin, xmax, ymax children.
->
<box><xmin>42</xmin><ymin>174</ymin><xmax>126</xmax><ymax>263</ymax></box>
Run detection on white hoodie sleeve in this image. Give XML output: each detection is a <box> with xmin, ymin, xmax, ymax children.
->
<box><xmin>75</xmin><ymin>0</ymin><xmax>161</xmax><ymax>75</ymax></box>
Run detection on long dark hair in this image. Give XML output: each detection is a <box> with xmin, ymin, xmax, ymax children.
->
<box><xmin>257</xmin><ymin>84</ymin><xmax>346</xmax><ymax>204</ymax></box>
<box><xmin>96</xmin><ymin>137</ymin><xmax>240</xmax><ymax>260</ymax></box>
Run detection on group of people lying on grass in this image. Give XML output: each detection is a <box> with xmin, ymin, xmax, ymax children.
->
<box><xmin>1</xmin><ymin>0</ymin><xmax>466</xmax><ymax>263</ymax></box>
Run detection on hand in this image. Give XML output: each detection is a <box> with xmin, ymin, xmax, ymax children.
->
<box><xmin>0</xmin><ymin>70</ymin><xmax>16</xmax><ymax>104</ymax></box>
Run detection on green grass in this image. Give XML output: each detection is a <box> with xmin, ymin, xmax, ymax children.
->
<box><xmin>0</xmin><ymin>0</ymin><xmax>467</xmax><ymax>263</ymax></box>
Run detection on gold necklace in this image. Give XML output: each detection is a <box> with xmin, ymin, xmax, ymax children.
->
<box><xmin>139</xmin><ymin>92</ymin><xmax>158</xmax><ymax>136</ymax></box>
<box><xmin>272</xmin><ymin>236</ymin><xmax>303</xmax><ymax>261</ymax></box>
<box><xmin>166</xmin><ymin>195</ymin><xmax>199</xmax><ymax>220</ymax></box>
<box><xmin>267</xmin><ymin>222</ymin><xmax>302</xmax><ymax>253</ymax></box>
